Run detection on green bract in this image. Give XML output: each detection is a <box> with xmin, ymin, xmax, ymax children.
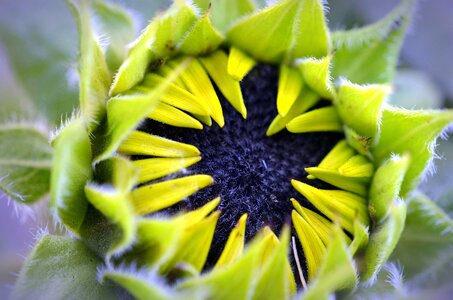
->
<box><xmin>5</xmin><ymin>0</ymin><xmax>453</xmax><ymax>299</ymax></box>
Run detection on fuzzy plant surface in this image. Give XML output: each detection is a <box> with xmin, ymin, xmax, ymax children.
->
<box><xmin>2</xmin><ymin>0</ymin><xmax>453</xmax><ymax>299</ymax></box>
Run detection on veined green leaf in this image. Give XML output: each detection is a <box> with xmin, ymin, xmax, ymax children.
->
<box><xmin>67</xmin><ymin>0</ymin><xmax>111</xmax><ymax>132</ymax></box>
<box><xmin>371</xmin><ymin>106</ymin><xmax>453</xmax><ymax>197</ymax></box>
<box><xmin>50</xmin><ymin>118</ymin><xmax>91</xmax><ymax>233</ymax></box>
<box><xmin>331</xmin><ymin>0</ymin><xmax>414</xmax><ymax>84</ymax></box>
<box><xmin>392</xmin><ymin>194</ymin><xmax>453</xmax><ymax>288</ymax></box>
<box><xmin>12</xmin><ymin>236</ymin><xmax>117</xmax><ymax>300</ymax></box>
<box><xmin>0</xmin><ymin>122</ymin><xmax>52</xmax><ymax>204</ymax></box>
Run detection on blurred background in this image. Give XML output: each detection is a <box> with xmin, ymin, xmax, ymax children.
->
<box><xmin>1</xmin><ymin>0</ymin><xmax>452</xmax><ymax>298</ymax></box>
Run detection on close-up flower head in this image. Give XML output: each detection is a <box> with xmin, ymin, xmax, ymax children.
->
<box><xmin>1</xmin><ymin>0</ymin><xmax>453</xmax><ymax>299</ymax></box>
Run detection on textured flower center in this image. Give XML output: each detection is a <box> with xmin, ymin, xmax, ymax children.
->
<box><xmin>140</xmin><ymin>64</ymin><xmax>342</xmax><ymax>266</ymax></box>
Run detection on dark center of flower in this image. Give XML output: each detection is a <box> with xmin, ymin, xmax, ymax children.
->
<box><xmin>139</xmin><ymin>64</ymin><xmax>342</xmax><ymax>267</ymax></box>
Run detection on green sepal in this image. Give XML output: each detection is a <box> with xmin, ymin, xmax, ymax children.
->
<box><xmin>50</xmin><ymin>118</ymin><xmax>92</xmax><ymax>233</ymax></box>
<box><xmin>391</xmin><ymin>194</ymin><xmax>453</xmax><ymax>286</ymax></box>
<box><xmin>12</xmin><ymin>235</ymin><xmax>117</xmax><ymax>300</ymax></box>
<box><xmin>361</xmin><ymin>199</ymin><xmax>407</xmax><ymax>283</ymax></box>
<box><xmin>301</xmin><ymin>229</ymin><xmax>357</xmax><ymax>300</ymax></box>
<box><xmin>178</xmin><ymin>230</ymin><xmax>270</xmax><ymax>300</ymax></box>
<box><xmin>194</xmin><ymin>0</ymin><xmax>255</xmax><ymax>32</ymax></box>
<box><xmin>296</xmin><ymin>54</ymin><xmax>334</xmax><ymax>99</ymax></box>
<box><xmin>96</xmin><ymin>59</ymin><xmax>189</xmax><ymax>163</ymax></box>
<box><xmin>227</xmin><ymin>0</ymin><xmax>299</xmax><ymax>63</ymax></box>
<box><xmin>252</xmin><ymin>228</ymin><xmax>292</xmax><ymax>300</ymax></box>
<box><xmin>92</xmin><ymin>0</ymin><xmax>135</xmax><ymax>72</ymax></box>
<box><xmin>67</xmin><ymin>0</ymin><xmax>111</xmax><ymax>132</ymax></box>
<box><xmin>0</xmin><ymin>122</ymin><xmax>52</xmax><ymax>204</ymax></box>
<box><xmin>349</xmin><ymin>220</ymin><xmax>369</xmax><ymax>256</ymax></box>
<box><xmin>110</xmin><ymin>1</ymin><xmax>197</xmax><ymax>95</ymax></box>
<box><xmin>179</xmin><ymin>9</ymin><xmax>224</xmax><ymax>55</ymax></box>
<box><xmin>336</xmin><ymin>81</ymin><xmax>391</xmax><ymax>139</ymax></box>
<box><xmin>371</xmin><ymin>106</ymin><xmax>453</xmax><ymax>197</ymax></box>
<box><xmin>288</xmin><ymin>0</ymin><xmax>331</xmax><ymax>60</ymax></box>
<box><xmin>102</xmin><ymin>270</ymin><xmax>175</xmax><ymax>300</ymax></box>
<box><xmin>331</xmin><ymin>0</ymin><xmax>414</xmax><ymax>84</ymax></box>
<box><xmin>369</xmin><ymin>153</ymin><xmax>411</xmax><ymax>222</ymax></box>
<box><xmin>343</xmin><ymin>126</ymin><xmax>372</xmax><ymax>157</ymax></box>
<box><xmin>84</xmin><ymin>157</ymin><xmax>138</xmax><ymax>256</ymax></box>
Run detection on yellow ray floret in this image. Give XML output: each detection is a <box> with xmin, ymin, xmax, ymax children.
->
<box><xmin>118</xmin><ymin>131</ymin><xmax>200</xmax><ymax>157</ymax></box>
<box><xmin>200</xmin><ymin>50</ymin><xmax>247</xmax><ymax>118</ymax></box>
<box><xmin>170</xmin><ymin>59</ymin><xmax>224</xmax><ymax>127</ymax></box>
<box><xmin>291</xmin><ymin>180</ymin><xmax>369</xmax><ymax>233</ymax></box>
<box><xmin>227</xmin><ymin>46</ymin><xmax>256</xmax><ymax>81</ymax></box>
<box><xmin>338</xmin><ymin>155</ymin><xmax>375</xmax><ymax>178</ymax></box>
<box><xmin>176</xmin><ymin>197</ymin><xmax>221</xmax><ymax>226</ymax></box>
<box><xmin>148</xmin><ymin>102</ymin><xmax>203</xmax><ymax>129</ymax></box>
<box><xmin>133</xmin><ymin>157</ymin><xmax>201</xmax><ymax>184</ymax></box>
<box><xmin>131</xmin><ymin>175</ymin><xmax>213</xmax><ymax>215</ymax></box>
<box><xmin>215</xmin><ymin>213</ymin><xmax>248</xmax><ymax>269</ymax></box>
<box><xmin>267</xmin><ymin>88</ymin><xmax>319</xmax><ymax>136</ymax></box>
<box><xmin>286</xmin><ymin>106</ymin><xmax>342</xmax><ymax>133</ymax></box>
<box><xmin>304</xmin><ymin>167</ymin><xmax>369</xmax><ymax>196</ymax></box>
<box><xmin>277</xmin><ymin>65</ymin><xmax>304</xmax><ymax>116</ymax></box>
<box><xmin>291</xmin><ymin>198</ymin><xmax>351</xmax><ymax>246</ymax></box>
<box><xmin>141</xmin><ymin>73</ymin><xmax>210</xmax><ymax>116</ymax></box>
<box><xmin>292</xmin><ymin>210</ymin><xmax>326</xmax><ymax>281</ymax></box>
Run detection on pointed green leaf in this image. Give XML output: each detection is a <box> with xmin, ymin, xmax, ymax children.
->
<box><xmin>349</xmin><ymin>219</ymin><xmax>369</xmax><ymax>255</ymax></box>
<box><xmin>85</xmin><ymin>157</ymin><xmax>138</xmax><ymax>256</ymax></box>
<box><xmin>336</xmin><ymin>81</ymin><xmax>391</xmax><ymax>139</ymax></box>
<box><xmin>179</xmin><ymin>10</ymin><xmax>223</xmax><ymax>55</ymax></box>
<box><xmin>194</xmin><ymin>0</ymin><xmax>255</xmax><ymax>32</ymax></box>
<box><xmin>0</xmin><ymin>122</ymin><xmax>52</xmax><ymax>204</ymax></box>
<box><xmin>110</xmin><ymin>2</ymin><xmax>197</xmax><ymax>95</ymax></box>
<box><xmin>227</xmin><ymin>0</ymin><xmax>299</xmax><ymax>63</ymax></box>
<box><xmin>369</xmin><ymin>154</ymin><xmax>411</xmax><ymax>222</ymax></box>
<box><xmin>92</xmin><ymin>0</ymin><xmax>135</xmax><ymax>72</ymax></box>
<box><xmin>296</xmin><ymin>54</ymin><xmax>334</xmax><ymax>99</ymax></box>
<box><xmin>391</xmin><ymin>194</ymin><xmax>453</xmax><ymax>287</ymax></box>
<box><xmin>288</xmin><ymin>0</ymin><xmax>330</xmax><ymax>60</ymax></box>
<box><xmin>12</xmin><ymin>235</ymin><xmax>117</xmax><ymax>300</ymax></box>
<box><xmin>50</xmin><ymin>118</ymin><xmax>91</xmax><ymax>233</ymax></box>
<box><xmin>68</xmin><ymin>0</ymin><xmax>111</xmax><ymax>132</ymax></box>
<box><xmin>362</xmin><ymin>199</ymin><xmax>407</xmax><ymax>283</ymax></box>
<box><xmin>331</xmin><ymin>0</ymin><xmax>414</xmax><ymax>84</ymax></box>
<box><xmin>343</xmin><ymin>126</ymin><xmax>373</xmax><ymax>157</ymax></box>
<box><xmin>371</xmin><ymin>106</ymin><xmax>453</xmax><ymax>197</ymax></box>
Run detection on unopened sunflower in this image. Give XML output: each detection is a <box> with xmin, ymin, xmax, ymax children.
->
<box><xmin>10</xmin><ymin>0</ymin><xmax>453</xmax><ymax>299</ymax></box>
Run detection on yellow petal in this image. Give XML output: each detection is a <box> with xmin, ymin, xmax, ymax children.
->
<box><xmin>118</xmin><ymin>130</ymin><xmax>200</xmax><ymax>157</ymax></box>
<box><xmin>215</xmin><ymin>213</ymin><xmax>247</xmax><ymax>269</ymax></box>
<box><xmin>227</xmin><ymin>46</ymin><xmax>256</xmax><ymax>81</ymax></box>
<box><xmin>286</xmin><ymin>106</ymin><xmax>342</xmax><ymax>133</ymax></box>
<box><xmin>133</xmin><ymin>157</ymin><xmax>201</xmax><ymax>184</ymax></box>
<box><xmin>305</xmin><ymin>167</ymin><xmax>369</xmax><ymax>196</ymax></box>
<box><xmin>170</xmin><ymin>59</ymin><xmax>224</xmax><ymax>127</ymax></box>
<box><xmin>178</xmin><ymin>197</ymin><xmax>221</xmax><ymax>226</ymax></box>
<box><xmin>292</xmin><ymin>210</ymin><xmax>326</xmax><ymax>280</ymax></box>
<box><xmin>148</xmin><ymin>102</ymin><xmax>203</xmax><ymax>129</ymax></box>
<box><xmin>142</xmin><ymin>73</ymin><xmax>210</xmax><ymax>116</ymax></box>
<box><xmin>339</xmin><ymin>155</ymin><xmax>375</xmax><ymax>178</ymax></box>
<box><xmin>267</xmin><ymin>89</ymin><xmax>319</xmax><ymax>136</ymax></box>
<box><xmin>131</xmin><ymin>175</ymin><xmax>213</xmax><ymax>215</ymax></box>
<box><xmin>277</xmin><ymin>65</ymin><xmax>304</xmax><ymax>116</ymax></box>
<box><xmin>200</xmin><ymin>50</ymin><xmax>247</xmax><ymax>118</ymax></box>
